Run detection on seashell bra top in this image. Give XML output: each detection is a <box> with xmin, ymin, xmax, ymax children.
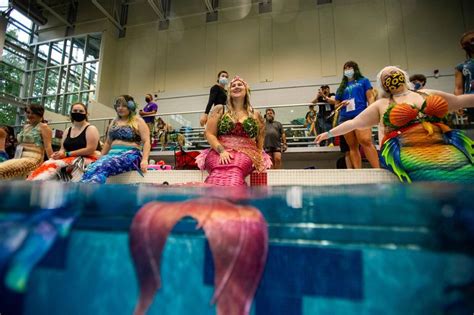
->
<box><xmin>382</xmin><ymin>93</ymin><xmax>449</xmax><ymax>136</ymax></box>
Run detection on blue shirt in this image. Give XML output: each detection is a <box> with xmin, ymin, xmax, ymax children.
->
<box><xmin>336</xmin><ymin>77</ymin><xmax>372</xmax><ymax>119</ymax></box>
<box><xmin>455</xmin><ymin>58</ymin><xmax>474</xmax><ymax>94</ymax></box>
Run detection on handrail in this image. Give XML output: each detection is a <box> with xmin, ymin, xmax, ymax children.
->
<box><xmin>13</xmin><ymin>102</ymin><xmax>317</xmax><ymax>127</ymax></box>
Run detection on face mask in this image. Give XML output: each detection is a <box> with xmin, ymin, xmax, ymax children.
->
<box><xmin>71</xmin><ymin>112</ymin><xmax>87</xmax><ymax>122</ymax></box>
<box><xmin>382</xmin><ymin>71</ymin><xmax>406</xmax><ymax>93</ymax></box>
<box><xmin>219</xmin><ymin>77</ymin><xmax>228</xmax><ymax>86</ymax></box>
<box><xmin>413</xmin><ymin>82</ymin><xmax>422</xmax><ymax>91</ymax></box>
<box><xmin>344</xmin><ymin>69</ymin><xmax>354</xmax><ymax>79</ymax></box>
<box><xmin>145</xmin><ymin>97</ymin><xmax>151</xmax><ymax>103</ymax></box>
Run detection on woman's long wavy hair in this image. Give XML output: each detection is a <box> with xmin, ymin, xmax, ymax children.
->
<box><xmin>336</xmin><ymin>61</ymin><xmax>365</xmax><ymax>98</ymax></box>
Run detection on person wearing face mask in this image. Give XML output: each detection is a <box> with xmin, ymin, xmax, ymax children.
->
<box><xmin>409</xmin><ymin>74</ymin><xmax>427</xmax><ymax>91</ymax></box>
<box><xmin>0</xmin><ymin>104</ymin><xmax>53</xmax><ymax>179</ymax></box>
<box><xmin>28</xmin><ymin>102</ymin><xmax>100</xmax><ymax>181</ymax></box>
<box><xmin>264</xmin><ymin>108</ymin><xmax>287</xmax><ymax>169</ymax></box>
<box><xmin>335</xmin><ymin>61</ymin><xmax>379</xmax><ymax>169</ymax></box>
<box><xmin>200</xmin><ymin>70</ymin><xmax>229</xmax><ymax>127</ymax></box>
<box><xmin>316</xmin><ymin>66</ymin><xmax>474</xmax><ymax>183</ymax></box>
<box><xmin>139</xmin><ymin>94</ymin><xmax>158</xmax><ymax>141</ymax></box>
<box><xmin>455</xmin><ymin>30</ymin><xmax>474</xmax><ymax>123</ymax></box>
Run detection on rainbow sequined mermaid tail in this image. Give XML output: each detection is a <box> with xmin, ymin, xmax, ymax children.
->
<box><xmin>129</xmin><ymin>198</ymin><xmax>268</xmax><ymax>315</ymax></box>
<box><xmin>381</xmin><ymin>123</ymin><xmax>474</xmax><ymax>183</ymax></box>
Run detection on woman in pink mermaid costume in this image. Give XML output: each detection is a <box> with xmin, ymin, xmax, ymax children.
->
<box><xmin>196</xmin><ymin>76</ymin><xmax>271</xmax><ymax>186</ymax></box>
<box><xmin>316</xmin><ymin>66</ymin><xmax>474</xmax><ymax>183</ymax></box>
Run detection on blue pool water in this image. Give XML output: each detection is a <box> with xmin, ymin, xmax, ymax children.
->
<box><xmin>1</xmin><ymin>181</ymin><xmax>473</xmax><ymax>315</ymax></box>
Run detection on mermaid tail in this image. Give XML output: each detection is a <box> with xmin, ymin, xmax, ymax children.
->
<box><xmin>380</xmin><ymin>124</ymin><xmax>474</xmax><ymax>183</ymax></box>
<box><xmin>380</xmin><ymin>136</ymin><xmax>411</xmax><ymax>183</ymax></box>
<box><xmin>129</xmin><ymin>198</ymin><xmax>268</xmax><ymax>315</ymax></box>
<box><xmin>0</xmin><ymin>207</ymin><xmax>78</xmax><ymax>292</ymax></box>
<box><xmin>0</xmin><ymin>150</ymin><xmax>43</xmax><ymax>180</ymax></box>
<box><xmin>442</xmin><ymin>129</ymin><xmax>474</xmax><ymax>164</ymax></box>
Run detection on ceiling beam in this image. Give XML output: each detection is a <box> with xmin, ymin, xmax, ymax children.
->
<box><xmin>36</xmin><ymin>0</ymin><xmax>73</xmax><ymax>27</ymax></box>
<box><xmin>91</xmin><ymin>0</ymin><xmax>124</xmax><ymax>31</ymax></box>
<box><xmin>147</xmin><ymin>0</ymin><xmax>166</xmax><ymax>21</ymax></box>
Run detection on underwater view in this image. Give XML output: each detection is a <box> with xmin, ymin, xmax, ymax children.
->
<box><xmin>1</xmin><ymin>181</ymin><xmax>473</xmax><ymax>315</ymax></box>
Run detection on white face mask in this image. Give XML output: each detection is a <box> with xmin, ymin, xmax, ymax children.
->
<box><xmin>219</xmin><ymin>77</ymin><xmax>228</xmax><ymax>86</ymax></box>
<box><xmin>344</xmin><ymin>69</ymin><xmax>354</xmax><ymax>79</ymax></box>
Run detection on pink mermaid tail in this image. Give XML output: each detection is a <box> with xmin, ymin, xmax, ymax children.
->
<box><xmin>129</xmin><ymin>198</ymin><xmax>268</xmax><ymax>315</ymax></box>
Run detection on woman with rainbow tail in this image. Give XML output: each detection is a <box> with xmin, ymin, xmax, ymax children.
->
<box><xmin>316</xmin><ymin>66</ymin><xmax>474</xmax><ymax>183</ymax></box>
<box><xmin>28</xmin><ymin>102</ymin><xmax>100</xmax><ymax>181</ymax></box>
<box><xmin>81</xmin><ymin>95</ymin><xmax>150</xmax><ymax>184</ymax></box>
<box><xmin>196</xmin><ymin>76</ymin><xmax>271</xmax><ymax>186</ymax></box>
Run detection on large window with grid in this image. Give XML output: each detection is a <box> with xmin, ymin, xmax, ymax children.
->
<box><xmin>1</xmin><ymin>7</ymin><xmax>101</xmax><ymax>125</ymax></box>
<box><xmin>0</xmin><ymin>9</ymin><xmax>34</xmax><ymax>125</ymax></box>
<box><xmin>25</xmin><ymin>33</ymin><xmax>101</xmax><ymax>116</ymax></box>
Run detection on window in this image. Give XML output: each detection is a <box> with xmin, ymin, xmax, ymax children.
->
<box><xmin>25</xmin><ymin>34</ymin><xmax>102</xmax><ymax>115</ymax></box>
<box><xmin>0</xmin><ymin>9</ymin><xmax>33</xmax><ymax>125</ymax></box>
<box><xmin>0</xmin><ymin>7</ymin><xmax>102</xmax><ymax>125</ymax></box>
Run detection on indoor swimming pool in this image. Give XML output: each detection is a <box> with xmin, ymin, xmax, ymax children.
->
<box><xmin>0</xmin><ymin>181</ymin><xmax>473</xmax><ymax>315</ymax></box>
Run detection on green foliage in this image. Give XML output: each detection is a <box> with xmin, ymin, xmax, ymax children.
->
<box><xmin>1</xmin><ymin>28</ymin><xmax>25</xmax><ymax>125</ymax></box>
<box><xmin>0</xmin><ymin>103</ymin><xmax>17</xmax><ymax>125</ymax></box>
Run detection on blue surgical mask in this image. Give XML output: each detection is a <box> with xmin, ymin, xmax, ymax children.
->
<box><xmin>413</xmin><ymin>82</ymin><xmax>422</xmax><ymax>90</ymax></box>
<box><xmin>219</xmin><ymin>77</ymin><xmax>228</xmax><ymax>86</ymax></box>
<box><xmin>344</xmin><ymin>69</ymin><xmax>354</xmax><ymax>79</ymax></box>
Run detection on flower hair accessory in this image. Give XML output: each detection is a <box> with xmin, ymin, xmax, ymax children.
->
<box><xmin>230</xmin><ymin>76</ymin><xmax>249</xmax><ymax>89</ymax></box>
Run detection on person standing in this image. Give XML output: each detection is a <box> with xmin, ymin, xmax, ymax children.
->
<box><xmin>409</xmin><ymin>74</ymin><xmax>427</xmax><ymax>91</ymax></box>
<box><xmin>454</xmin><ymin>30</ymin><xmax>474</xmax><ymax>123</ymax></box>
<box><xmin>305</xmin><ymin>104</ymin><xmax>317</xmax><ymax>138</ymax></box>
<box><xmin>264</xmin><ymin>108</ymin><xmax>287</xmax><ymax>169</ymax></box>
<box><xmin>139</xmin><ymin>94</ymin><xmax>158</xmax><ymax>139</ymax></box>
<box><xmin>200</xmin><ymin>70</ymin><xmax>229</xmax><ymax>127</ymax></box>
<box><xmin>335</xmin><ymin>61</ymin><xmax>379</xmax><ymax>168</ymax></box>
<box><xmin>311</xmin><ymin>84</ymin><xmax>336</xmax><ymax>146</ymax></box>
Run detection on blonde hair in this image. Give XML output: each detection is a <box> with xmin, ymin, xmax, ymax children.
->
<box><xmin>115</xmin><ymin>95</ymin><xmax>139</xmax><ymax>130</ymax></box>
<box><xmin>376</xmin><ymin>66</ymin><xmax>414</xmax><ymax>98</ymax></box>
<box><xmin>227</xmin><ymin>78</ymin><xmax>253</xmax><ymax>117</ymax></box>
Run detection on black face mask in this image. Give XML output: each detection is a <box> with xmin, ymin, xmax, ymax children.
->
<box><xmin>145</xmin><ymin>97</ymin><xmax>151</xmax><ymax>103</ymax></box>
<box><xmin>71</xmin><ymin>112</ymin><xmax>87</xmax><ymax>122</ymax></box>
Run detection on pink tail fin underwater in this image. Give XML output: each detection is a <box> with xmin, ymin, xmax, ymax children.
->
<box><xmin>129</xmin><ymin>198</ymin><xmax>268</xmax><ymax>315</ymax></box>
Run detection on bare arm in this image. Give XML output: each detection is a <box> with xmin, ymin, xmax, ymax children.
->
<box><xmin>69</xmin><ymin>125</ymin><xmax>100</xmax><ymax>157</ymax></box>
<box><xmin>101</xmin><ymin>121</ymin><xmax>114</xmax><ymax>155</ymax></box>
<box><xmin>366</xmin><ymin>88</ymin><xmax>375</xmax><ymax>105</ymax></box>
<box><xmin>205</xmin><ymin>105</ymin><xmax>225</xmax><ymax>152</ymax></box>
<box><xmin>421</xmin><ymin>89</ymin><xmax>474</xmax><ymax>111</ymax></box>
<box><xmin>454</xmin><ymin>70</ymin><xmax>464</xmax><ymax>95</ymax></box>
<box><xmin>315</xmin><ymin>100</ymin><xmax>382</xmax><ymax>143</ymax></box>
<box><xmin>255</xmin><ymin>110</ymin><xmax>265</xmax><ymax>151</ymax></box>
<box><xmin>137</xmin><ymin>117</ymin><xmax>151</xmax><ymax>172</ymax></box>
<box><xmin>40</xmin><ymin>124</ymin><xmax>53</xmax><ymax>158</ymax></box>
